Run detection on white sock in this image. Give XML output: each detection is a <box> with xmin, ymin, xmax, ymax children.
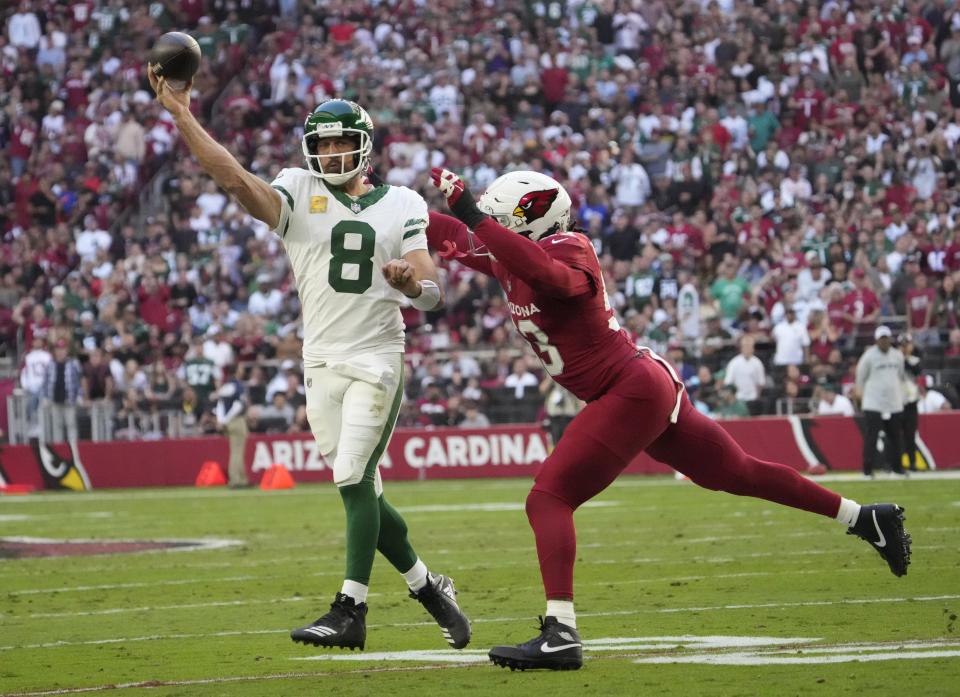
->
<box><xmin>403</xmin><ymin>558</ymin><xmax>430</xmax><ymax>591</ymax></box>
<box><xmin>836</xmin><ymin>497</ymin><xmax>861</xmax><ymax>527</ymax></box>
<box><xmin>340</xmin><ymin>580</ymin><xmax>368</xmax><ymax>604</ymax></box>
<box><xmin>546</xmin><ymin>600</ymin><xmax>577</xmax><ymax>628</ymax></box>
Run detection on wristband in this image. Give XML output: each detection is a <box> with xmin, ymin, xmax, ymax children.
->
<box><xmin>409</xmin><ymin>279</ymin><xmax>442</xmax><ymax>310</ymax></box>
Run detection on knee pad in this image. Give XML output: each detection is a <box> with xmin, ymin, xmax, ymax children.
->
<box><xmin>333</xmin><ymin>453</ymin><xmax>368</xmax><ymax>488</ymax></box>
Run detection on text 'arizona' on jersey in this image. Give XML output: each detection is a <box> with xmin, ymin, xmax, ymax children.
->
<box><xmin>271</xmin><ymin>167</ymin><xmax>428</xmax><ymax>365</ymax></box>
<box><xmin>428</xmin><ymin>212</ymin><xmax>639</xmax><ymax>402</ymax></box>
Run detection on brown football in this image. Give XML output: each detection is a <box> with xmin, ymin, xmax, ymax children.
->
<box><xmin>149</xmin><ymin>32</ymin><xmax>201</xmax><ymax>84</ymax></box>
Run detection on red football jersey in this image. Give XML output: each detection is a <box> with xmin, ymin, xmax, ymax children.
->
<box><xmin>489</xmin><ymin>233</ymin><xmax>639</xmax><ymax>401</ymax></box>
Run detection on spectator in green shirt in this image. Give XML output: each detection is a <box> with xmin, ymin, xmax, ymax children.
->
<box><xmin>715</xmin><ymin>384</ymin><xmax>750</xmax><ymax>419</ymax></box>
<box><xmin>747</xmin><ymin>100</ymin><xmax>779</xmax><ymax>153</ymax></box>
<box><xmin>710</xmin><ymin>260</ymin><xmax>751</xmax><ymax>321</ymax></box>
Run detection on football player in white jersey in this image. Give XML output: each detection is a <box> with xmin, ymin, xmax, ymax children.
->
<box><xmin>150</xmin><ymin>74</ymin><xmax>470</xmax><ymax>652</ymax></box>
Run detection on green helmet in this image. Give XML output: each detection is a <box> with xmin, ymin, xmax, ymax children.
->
<box><xmin>301</xmin><ymin>99</ymin><xmax>374</xmax><ymax>185</ymax></box>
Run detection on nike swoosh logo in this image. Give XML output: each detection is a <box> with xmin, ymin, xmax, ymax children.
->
<box><xmin>541</xmin><ymin>642</ymin><xmax>582</xmax><ymax>653</ymax></box>
<box><xmin>872</xmin><ymin>510</ymin><xmax>887</xmax><ymax>548</ymax></box>
<box><xmin>551</xmin><ymin>237</ymin><xmax>572</xmax><ymax>244</ymax></box>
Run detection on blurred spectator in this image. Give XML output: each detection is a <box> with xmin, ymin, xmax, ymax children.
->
<box><xmin>855</xmin><ymin>326</ymin><xmax>906</xmax><ymax>478</ymax></box>
<box><xmin>19</xmin><ymin>333</ymin><xmax>52</xmax><ymax>434</ymax></box>
<box><xmin>215</xmin><ymin>374</ymin><xmax>250</xmax><ymax>487</ymax></box>
<box><xmin>772</xmin><ymin>306</ymin><xmax>810</xmax><ymax>367</ymax></box>
<box><xmin>724</xmin><ymin>336</ymin><xmax>766</xmax><ymax>403</ymax></box>
<box><xmin>258</xmin><ymin>389</ymin><xmax>295</xmax><ymax>430</ymax></box>
<box><xmin>917</xmin><ymin>375</ymin><xmax>951</xmax><ymax>414</ymax></box>
<box><xmin>540</xmin><ymin>376</ymin><xmax>580</xmax><ymax>447</ymax></box>
<box><xmin>899</xmin><ymin>334</ymin><xmax>923</xmax><ymax>472</ymax></box>
<box><xmin>265</xmin><ymin>359</ymin><xmax>298</xmax><ymax>403</ymax></box>
<box><xmin>504</xmin><ymin>357</ymin><xmax>539</xmax><ymax>399</ymax></box>
<box><xmin>40</xmin><ymin>339</ymin><xmax>82</xmax><ymax>445</ymax></box>
<box><xmin>459</xmin><ymin>400</ymin><xmax>491</xmax><ymax>429</ymax></box>
<box><xmin>814</xmin><ymin>382</ymin><xmax>855</xmax><ymax>417</ymax></box>
<box><xmin>714</xmin><ymin>384</ymin><xmax>749</xmax><ymax>419</ymax></box>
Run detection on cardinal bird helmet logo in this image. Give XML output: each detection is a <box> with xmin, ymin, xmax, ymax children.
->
<box><xmin>513</xmin><ymin>188</ymin><xmax>559</xmax><ymax>224</ymax></box>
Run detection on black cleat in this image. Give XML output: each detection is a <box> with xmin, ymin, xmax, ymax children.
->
<box><xmin>290</xmin><ymin>592</ymin><xmax>367</xmax><ymax>650</ymax></box>
<box><xmin>848</xmin><ymin>504</ymin><xmax>912</xmax><ymax>577</ymax></box>
<box><xmin>489</xmin><ymin>616</ymin><xmax>583</xmax><ymax>671</ymax></box>
<box><xmin>410</xmin><ymin>573</ymin><xmax>471</xmax><ymax>649</ymax></box>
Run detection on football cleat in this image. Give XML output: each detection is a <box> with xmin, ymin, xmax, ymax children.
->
<box><xmin>410</xmin><ymin>573</ymin><xmax>472</xmax><ymax>649</ymax></box>
<box><xmin>489</xmin><ymin>616</ymin><xmax>583</xmax><ymax>671</ymax></box>
<box><xmin>847</xmin><ymin>504</ymin><xmax>912</xmax><ymax>577</ymax></box>
<box><xmin>290</xmin><ymin>592</ymin><xmax>367</xmax><ymax>650</ymax></box>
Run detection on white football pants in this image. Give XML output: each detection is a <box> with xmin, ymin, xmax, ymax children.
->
<box><xmin>303</xmin><ymin>353</ymin><xmax>403</xmax><ymax>494</ymax></box>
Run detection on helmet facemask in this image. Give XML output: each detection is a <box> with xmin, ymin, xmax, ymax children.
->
<box><xmin>301</xmin><ymin>125</ymin><xmax>372</xmax><ymax>186</ymax></box>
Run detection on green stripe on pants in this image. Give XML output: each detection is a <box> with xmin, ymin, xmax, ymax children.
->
<box><xmin>362</xmin><ymin>362</ymin><xmax>404</xmax><ymax>482</ymax></box>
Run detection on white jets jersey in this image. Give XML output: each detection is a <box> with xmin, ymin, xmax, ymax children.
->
<box><xmin>270</xmin><ymin>167</ymin><xmax>428</xmax><ymax>365</ymax></box>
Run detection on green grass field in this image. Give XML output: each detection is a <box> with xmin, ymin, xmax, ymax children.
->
<box><xmin>1</xmin><ymin>473</ymin><xmax>959</xmax><ymax>696</ymax></box>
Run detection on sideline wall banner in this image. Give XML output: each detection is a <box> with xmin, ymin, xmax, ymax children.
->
<box><xmin>1</xmin><ymin>414</ymin><xmax>957</xmax><ymax>490</ymax></box>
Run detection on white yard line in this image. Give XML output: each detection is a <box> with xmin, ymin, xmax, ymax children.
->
<box><xmin>657</xmin><ymin>594</ymin><xmax>960</xmax><ymax>613</ymax></box>
<box><xmin>5</xmin><ymin>594</ymin><xmax>958</xmax><ymax>643</ymax></box>
<box><xmin>0</xmin><ymin>664</ymin><xmax>483</xmax><ymax>697</ymax></box>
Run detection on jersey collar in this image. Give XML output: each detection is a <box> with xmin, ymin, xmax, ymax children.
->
<box><xmin>326</xmin><ymin>183</ymin><xmax>390</xmax><ymax>213</ymax></box>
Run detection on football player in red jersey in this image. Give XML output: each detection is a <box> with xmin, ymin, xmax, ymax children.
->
<box><xmin>427</xmin><ymin>168</ymin><xmax>912</xmax><ymax>672</ymax></box>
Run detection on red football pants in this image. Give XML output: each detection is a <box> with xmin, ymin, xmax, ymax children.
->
<box><xmin>526</xmin><ymin>353</ymin><xmax>842</xmax><ymax>601</ymax></box>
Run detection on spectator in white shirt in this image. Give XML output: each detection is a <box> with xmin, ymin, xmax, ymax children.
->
<box><xmin>20</xmin><ymin>333</ymin><xmax>52</xmax><ymax>434</ymax></box>
<box><xmin>917</xmin><ymin>375</ymin><xmax>951</xmax><ymax>413</ymax></box>
<box><xmin>385</xmin><ymin>152</ymin><xmax>417</xmax><ymax>188</ymax></box>
<box><xmin>504</xmin><ymin>358</ymin><xmax>539</xmax><ymax>399</ymax></box>
<box><xmin>724</xmin><ymin>335</ymin><xmax>766</xmax><ymax>401</ymax></box>
<box><xmin>796</xmin><ymin>251</ymin><xmax>831</xmax><ymax>303</ymax></box>
<box><xmin>815</xmin><ymin>382</ymin><xmax>855</xmax><ymax>416</ymax></box>
<box><xmin>7</xmin><ymin>2</ymin><xmax>41</xmax><ymax>49</ymax></box>
<box><xmin>203</xmin><ymin>325</ymin><xmax>235</xmax><ymax>372</ymax></box>
<box><xmin>779</xmin><ymin>164</ymin><xmax>812</xmax><ymax>207</ymax></box>
<box><xmin>195</xmin><ymin>179</ymin><xmax>227</xmax><ymax>218</ymax></box>
<box><xmin>75</xmin><ymin>216</ymin><xmax>112</xmax><ymax>264</ymax></box>
<box><xmin>248</xmin><ymin>275</ymin><xmax>284</xmax><ymax>316</ymax></box>
<box><xmin>609</xmin><ymin>147</ymin><xmax>651</xmax><ymax>210</ymax></box>
<box><xmin>772</xmin><ymin>306</ymin><xmax>810</xmax><ymax>366</ymax></box>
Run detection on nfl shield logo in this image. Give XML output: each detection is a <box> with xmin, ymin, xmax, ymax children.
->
<box><xmin>351</xmin><ymin>202</ymin><xmax>361</xmax><ymax>214</ymax></box>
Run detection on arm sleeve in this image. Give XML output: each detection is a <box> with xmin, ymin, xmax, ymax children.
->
<box><xmin>426</xmin><ymin>211</ymin><xmax>495</xmax><ymax>276</ymax></box>
<box><xmin>855</xmin><ymin>354</ymin><xmax>869</xmax><ymax>391</ymax></box>
<box><xmin>400</xmin><ymin>194</ymin><xmax>429</xmax><ymax>257</ymax></box>
<box><xmin>470</xmin><ymin>217</ymin><xmax>595</xmax><ymax>298</ymax></box>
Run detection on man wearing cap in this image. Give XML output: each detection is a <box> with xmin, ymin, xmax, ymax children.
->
<box><xmin>40</xmin><ymin>340</ymin><xmax>83</xmax><ymax>446</ymax></box>
<box><xmin>855</xmin><ymin>326</ymin><xmax>906</xmax><ymax>477</ymax></box>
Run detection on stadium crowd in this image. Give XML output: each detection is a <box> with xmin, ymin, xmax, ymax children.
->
<box><xmin>3</xmin><ymin>0</ymin><xmax>960</xmax><ymax>441</ymax></box>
